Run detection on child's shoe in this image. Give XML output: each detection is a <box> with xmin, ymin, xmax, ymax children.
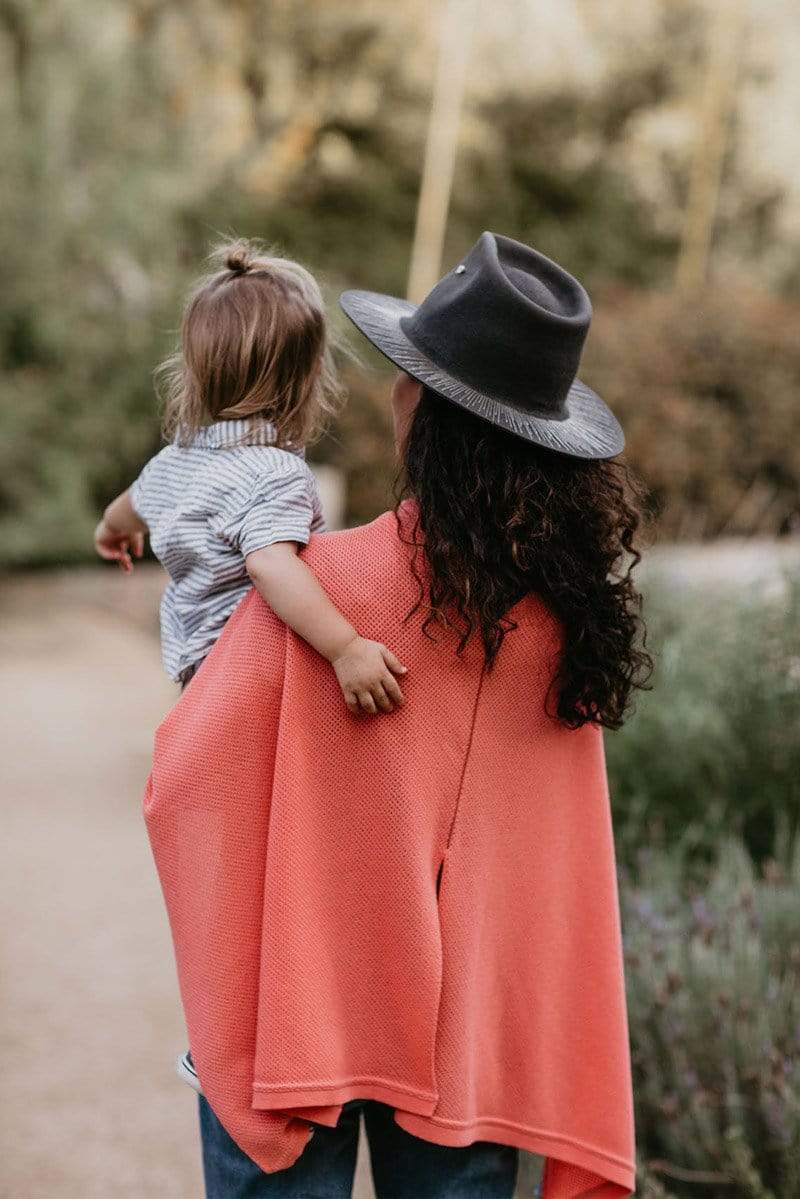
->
<box><xmin>176</xmin><ymin>1048</ymin><xmax>203</xmax><ymax>1094</ymax></box>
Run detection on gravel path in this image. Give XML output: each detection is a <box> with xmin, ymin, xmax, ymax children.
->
<box><xmin>0</xmin><ymin>573</ymin><xmax>204</xmax><ymax>1198</ymax></box>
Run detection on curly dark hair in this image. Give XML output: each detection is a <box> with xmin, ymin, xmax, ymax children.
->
<box><xmin>396</xmin><ymin>387</ymin><xmax>653</xmax><ymax>730</ymax></box>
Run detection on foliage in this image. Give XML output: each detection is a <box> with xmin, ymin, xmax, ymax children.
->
<box><xmin>214</xmin><ymin>59</ymin><xmax>684</xmax><ymax>294</ymax></box>
<box><xmin>1</xmin><ymin>1</ymin><xmax>799</xmax><ymax>565</ymax></box>
<box><xmin>622</xmin><ymin>837</ymin><xmax>800</xmax><ymax>1198</ymax></box>
<box><xmin>606</xmin><ymin>574</ymin><xmax>800</xmax><ymax>864</ymax></box>
<box><xmin>464</xmin><ymin>77</ymin><xmax>678</xmax><ymax>289</ymax></box>
<box><xmin>584</xmin><ymin>287</ymin><xmax>800</xmax><ymax>540</ymax></box>
<box><xmin>0</xmin><ymin>1</ymin><xmax>189</xmax><ymax>565</ymax></box>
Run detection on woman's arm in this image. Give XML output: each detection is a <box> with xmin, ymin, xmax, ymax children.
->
<box><xmin>94</xmin><ymin>490</ymin><xmax>148</xmax><ymax>573</ymax></box>
<box><xmin>246</xmin><ymin>542</ymin><xmax>407</xmax><ymax>715</ymax></box>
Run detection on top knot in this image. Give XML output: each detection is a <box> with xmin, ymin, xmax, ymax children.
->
<box><xmin>225</xmin><ymin>242</ymin><xmax>254</xmax><ymax>275</ymax></box>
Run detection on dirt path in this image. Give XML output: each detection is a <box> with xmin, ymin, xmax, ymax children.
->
<box><xmin>0</xmin><ymin>572</ymin><xmax>204</xmax><ymax>1198</ymax></box>
<box><xmin>0</xmin><ymin>569</ymin><xmax>379</xmax><ymax>1198</ymax></box>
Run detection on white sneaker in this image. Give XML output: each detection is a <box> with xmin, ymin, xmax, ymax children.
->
<box><xmin>176</xmin><ymin>1049</ymin><xmax>203</xmax><ymax>1095</ymax></box>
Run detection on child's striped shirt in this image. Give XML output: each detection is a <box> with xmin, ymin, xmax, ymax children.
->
<box><xmin>130</xmin><ymin>419</ymin><xmax>325</xmax><ymax>682</ymax></box>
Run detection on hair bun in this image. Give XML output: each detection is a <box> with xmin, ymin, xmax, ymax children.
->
<box><xmin>225</xmin><ymin>242</ymin><xmax>254</xmax><ymax>275</ymax></box>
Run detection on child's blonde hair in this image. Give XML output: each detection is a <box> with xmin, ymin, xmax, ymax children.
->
<box><xmin>158</xmin><ymin>239</ymin><xmax>343</xmax><ymax>447</ymax></box>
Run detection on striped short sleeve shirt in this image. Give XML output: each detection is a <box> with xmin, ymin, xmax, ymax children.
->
<box><xmin>130</xmin><ymin>419</ymin><xmax>326</xmax><ymax>682</ymax></box>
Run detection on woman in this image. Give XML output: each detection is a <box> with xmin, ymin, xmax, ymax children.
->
<box><xmin>144</xmin><ymin>232</ymin><xmax>651</xmax><ymax>1199</ymax></box>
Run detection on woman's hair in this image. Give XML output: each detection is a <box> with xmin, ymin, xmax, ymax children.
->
<box><xmin>397</xmin><ymin>387</ymin><xmax>653</xmax><ymax>731</ymax></box>
<box><xmin>157</xmin><ymin>238</ymin><xmax>343</xmax><ymax>447</ymax></box>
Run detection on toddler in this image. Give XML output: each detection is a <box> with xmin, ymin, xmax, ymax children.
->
<box><xmin>94</xmin><ymin>239</ymin><xmax>407</xmax><ymax>716</ymax></box>
<box><xmin>96</xmin><ymin>239</ymin><xmax>407</xmax><ymax>1099</ymax></box>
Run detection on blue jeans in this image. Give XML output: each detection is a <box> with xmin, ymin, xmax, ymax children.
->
<box><xmin>199</xmin><ymin>1095</ymin><xmax>519</xmax><ymax>1198</ymax></box>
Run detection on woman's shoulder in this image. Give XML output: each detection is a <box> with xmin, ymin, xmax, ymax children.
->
<box><xmin>303</xmin><ymin>512</ymin><xmax>405</xmax><ymax>587</ymax></box>
<box><xmin>306</xmin><ymin>511</ymin><xmax>399</xmax><ymax>557</ymax></box>
<box><xmin>297</xmin><ymin>512</ymin><xmax>424</xmax><ymax>641</ymax></box>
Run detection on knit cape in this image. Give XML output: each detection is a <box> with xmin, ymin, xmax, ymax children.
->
<box><xmin>144</xmin><ymin>510</ymin><xmax>636</xmax><ymax>1198</ymax></box>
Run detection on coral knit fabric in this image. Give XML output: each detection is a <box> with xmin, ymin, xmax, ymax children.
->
<box><xmin>144</xmin><ymin>510</ymin><xmax>636</xmax><ymax>1198</ymax></box>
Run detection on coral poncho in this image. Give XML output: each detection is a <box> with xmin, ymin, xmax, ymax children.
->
<box><xmin>144</xmin><ymin>511</ymin><xmax>635</xmax><ymax>1198</ymax></box>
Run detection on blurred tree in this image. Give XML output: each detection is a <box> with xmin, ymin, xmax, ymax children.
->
<box><xmin>0</xmin><ymin>0</ymin><xmax>190</xmax><ymax>564</ymax></box>
<box><xmin>584</xmin><ymin>284</ymin><xmax>800</xmax><ymax>540</ymax></box>
<box><xmin>675</xmin><ymin>0</ymin><xmax>748</xmax><ymax>295</ymax></box>
<box><xmin>1</xmin><ymin>0</ymin><xmax>798</xmax><ymax>565</ymax></box>
<box><xmin>460</xmin><ymin>78</ymin><xmax>679</xmax><ymax>288</ymax></box>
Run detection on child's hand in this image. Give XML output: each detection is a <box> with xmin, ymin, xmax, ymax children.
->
<box><xmin>94</xmin><ymin>518</ymin><xmax>145</xmax><ymax>574</ymax></box>
<box><xmin>332</xmin><ymin>637</ymin><xmax>408</xmax><ymax>715</ymax></box>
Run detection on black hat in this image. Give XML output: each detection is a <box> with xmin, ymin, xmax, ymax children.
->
<box><xmin>339</xmin><ymin>231</ymin><xmax>624</xmax><ymax>459</ymax></box>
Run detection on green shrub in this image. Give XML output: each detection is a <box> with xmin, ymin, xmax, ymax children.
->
<box><xmin>607</xmin><ymin>575</ymin><xmax>800</xmax><ymax>863</ymax></box>
<box><xmin>4</xmin><ymin>5</ymin><xmax>800</xmax><ymax>564</ymax></box>
<box><xmin>623</xmin><ymin>837</ymin><xmax>800</xmax><ymax>1198</ymax></box>
<box><xmin>583</xmin><ymin>287</ymin><xmax>800</xmax><ymax>540</ymax></box>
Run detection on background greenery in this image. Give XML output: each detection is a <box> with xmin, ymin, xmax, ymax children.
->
<box><xmin>608</xmin><ymin>577</ymin><xmax>800</xmax><ymax>1196</ymax></box>
<box><xmin>608</xmin><ymin>576</ymin><xmax>800</xmax><ymax>865</ymax></box>
<box><xmin>1</xmin><ymin>0</ymin><xmax>799</xmax><ymax>565</ymax></box>
<box><xmin>627</xmin><ymin>835</ymin><xmax>800</xmax><ymax>1199</ymax></box>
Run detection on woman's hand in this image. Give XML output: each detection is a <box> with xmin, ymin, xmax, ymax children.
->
<box><xmin>332</xmin><ymin>637</ymin><xmax>408</xmax><ymax>715</ymax></box>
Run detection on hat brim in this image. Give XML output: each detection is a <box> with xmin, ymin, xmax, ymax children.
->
<box><xmin>340</xmin><ymin>289</ymin><xmax>625</xmax><ymax>460</ymax></box>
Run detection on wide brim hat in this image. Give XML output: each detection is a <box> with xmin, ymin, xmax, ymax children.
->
<box><xmin>340</xmin><ymin>231</ymin><xmax>624</xmax><ymax>459</ymax></box>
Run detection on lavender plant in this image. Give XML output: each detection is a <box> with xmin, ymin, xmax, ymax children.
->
<box><xmin>623</xmin><ymin>837</ymin><xmax>800</xmax><ymax>1197</ymax></box>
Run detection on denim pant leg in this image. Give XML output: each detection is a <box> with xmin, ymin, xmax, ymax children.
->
<box><xmin>363</xmin><ymin>1103</ymin><xmax>519</xmax><ymax>1199</ymax></box>
<box><xmin>198</xmin><ymin>1095</ymin><xmax>362</xmax><ymax>1199</ymax></box>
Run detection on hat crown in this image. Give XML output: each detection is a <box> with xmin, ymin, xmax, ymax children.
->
<box><xmin>400</xmin><ymin>232</ymin><xmax>592</xmax><ymax>415</ymax></box>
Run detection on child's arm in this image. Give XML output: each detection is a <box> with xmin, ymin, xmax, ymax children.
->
<box><xmin>94</xmin><ymin>490</ymin><xmax>148</xmax><ymax>574</ymax></box>
<box><xmin>246</xmin><ymin>542</ymin><xmax>407</xmax><ymax>715</ymax></box>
